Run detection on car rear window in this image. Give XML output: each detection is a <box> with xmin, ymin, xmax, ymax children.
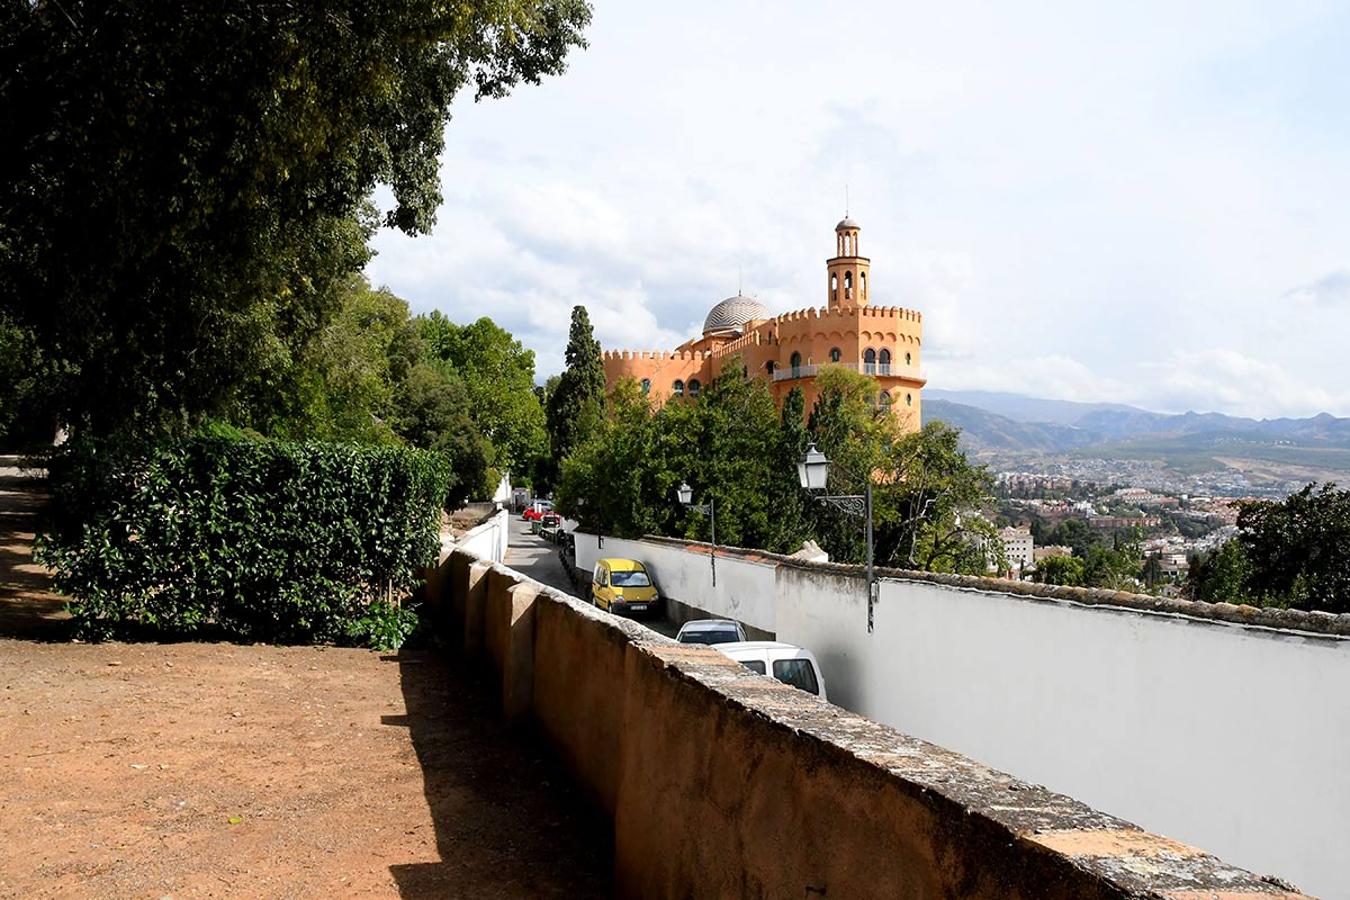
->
<box><xmin>679</xmin><ymin>629</ymin><xmax>739</xmax><ymax>645</ymax></box>
<box><xmin>772</xmin><ymin>659</ymin><xmax>820</xmax><ymax>695</ymax></box>
<box><xmin>739</xmin><ymin>659</ymin><xmax>767</xmax><ymax>675</ymax></box>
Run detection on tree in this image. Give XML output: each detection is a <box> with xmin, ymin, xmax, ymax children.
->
<box><xmin>1</xmin><ymin>2</ymin><xmax>591</xmax><ymax>437</ymax></box>
<box><xmin>1186</xmin><ymin>540</ymin><xmax>1251</xmax><ymax>605</ymax></box>
<box><xmin>417</xmin><ymin>313</ymin><xmax>547</xmax><ymax>474</ymax></box>
<box><xmin>555</xmin><ymin>379</ymin><xmax>666</xmax><ymax>537</ymax></box>
<box><xmin>803</xmin><ymin>366</ymin><xmax>997</xmax><ymax>574</ymax></box>
<box><xmin>545</xmin><ymin>305</ymin><xmax>607</xmax><ymax>486</ymax></box>
<box><xmin>234</xmin><ymin>274</ymin><xmax>414</xmax><ymax>443</ymax></box>
<box><xmin>389</xmin><ymin>364</ymin><xmax>493</xmax><ymax>509</ymax></box>
<box><xmin>1036</xmin><ymin>555</ymin><xmax>1085</xmax><ymax>587</ymax></box>
<box><xmin>1233</xmin><ymin>483</ymin><xmax>1350</xmax><ymax>613</ymax></box>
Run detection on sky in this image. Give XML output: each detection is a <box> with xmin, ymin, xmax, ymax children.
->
<box><xmin>367</xmin><ymin>0</ymin><xmax>1350</xmax><ymax>419</ymax></box>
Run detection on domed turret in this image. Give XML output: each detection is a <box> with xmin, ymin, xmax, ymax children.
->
<box><xmin>703</xmin><ymin>293</ymin><xmax>771</xmax><ymax>335</ymax></box>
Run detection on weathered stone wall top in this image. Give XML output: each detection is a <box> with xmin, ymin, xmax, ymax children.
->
<box><xmin>435</xmin><ymin>547</ymin><xmax>1311</xmax><ymax>897</ymax></box>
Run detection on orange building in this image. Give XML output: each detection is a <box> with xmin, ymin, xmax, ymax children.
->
<box><xmin>602</xmin><ymin>217</ymin><xmax>926</xmax><ymax>427</ymax></box>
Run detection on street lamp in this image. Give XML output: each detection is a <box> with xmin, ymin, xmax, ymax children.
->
<box><xmin>676</xmin><ymin>481</ymin><xmax>717</xmax><ymax>587</ymax></box>
<box><xmin>797</xmin><ymin>443</ymin><xmax>878</xmax><ymax>632</ymax></box>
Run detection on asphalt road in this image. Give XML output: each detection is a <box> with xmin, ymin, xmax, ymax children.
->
<box><xmin>504</xmin><ymin>516</ymin><xmax>677</xmax><ymax>638</ymax></box>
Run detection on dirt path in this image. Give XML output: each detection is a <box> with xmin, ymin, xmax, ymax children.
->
<box><xmin>0</xmin><ymin>462</ymin><xmax>611</xmax><ymax>898</ymax></box>
<box><xmin>0</xmin><ymin>457</ymin><xmax>69</xmax><ymax>639</ymax></box>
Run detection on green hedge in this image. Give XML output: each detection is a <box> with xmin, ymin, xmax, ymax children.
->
<box><xmin>39</xmin><ymin>437</ymin><xmax>451</xmax><ymax>643</ymax></box>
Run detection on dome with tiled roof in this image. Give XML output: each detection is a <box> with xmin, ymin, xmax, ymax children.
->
<box><xmin>703</xmin><ymin>294</ymin><xmax>770</xmax><ymax>335</ymax></box>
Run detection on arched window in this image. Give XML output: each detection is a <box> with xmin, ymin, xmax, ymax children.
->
<box><xmin>905</xmin><ymin>351</ymin><xmax>912</xmax><ymax>366</ymax></box>
<box><xmin>766</xmin><ymin>360</ymin><xmax>775</xmax><ymax>376</ymax></box>
<box><xmin>830</xmin><ymin>273</ymin><xmax>838</xmax><ymax>301</ymax></box>
<box><xmin>790</xmin><ymin>351</ymin><xmax>802</xmax><ymax>376</ymax></box>
<box><xmin>878</xmin><ymin>348</ymin><xmax>891</xmax><ymax>375</ymax></box>
<box><xmin>829</xmin><ymin>347</ymin><xmax>841</xmax><ymax>363</ymax></box>
<box><xmin>843</xmin><ymin>272</ymin><xmax>853</xmax><ymax>297</ymax></box>
<box><xmin>879</xmin><ymin>391</ymin><xmax>892</xmax><ymax>414</ymax></box>
<box><xmin>640</xmin><ymin>378</ymin><xmax>651</xmax><ymax>395</ymax></box>
<box><xmin>860</xmin><ymin>271</ymin><xmax>867</xmax><ymax>298</ymax></box>
<box><xmin>906</xmin><ymin>393</ymin><xmax>913</xmax><ymax>406</ymax></box>
<box><xmin>673</xmin><ymin>379</ymin><xmax>685</xmax><ymax>397</ymax></box>
<box><xmin>688</xmin><ymin>379</ymin><xmax>701</xmax><ymax>397</ymax></box>
<box><xmin>863</xmin><ymin>347</ymin><xmax>876</xmax><ymax>375</ymax></box>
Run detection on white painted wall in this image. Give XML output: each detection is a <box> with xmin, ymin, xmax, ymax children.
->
<box><xmin>775</xmin><ymin>565</ymin><xmax>1350</xmax><ymax>900</ymax></box>
<box><xmin>451</xmin><ymin>509</ymin><xmax>509</xmax><ymax>563</ymax></box>
<box><xmin>573</xmin><ymin>532</ymin><xmax>777</xmax><ymax>633</ymax></box>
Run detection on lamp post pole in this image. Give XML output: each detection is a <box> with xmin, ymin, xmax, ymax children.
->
<box><xmin>676</xmin><ymin>482</ymin><xmax>716</xmax><ymax>588</ymax></box>
<box><xmin>798</xmin><ymin>443</ymin><xmax>878</xmax><ymax>632</ymax></box>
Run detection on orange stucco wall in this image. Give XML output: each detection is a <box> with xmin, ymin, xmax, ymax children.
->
<box><xmin>604</xmin><ymin>304</ymin><xmax>926</xmax><ymax>430</ymax></box>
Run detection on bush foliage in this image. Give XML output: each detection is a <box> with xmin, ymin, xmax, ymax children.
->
<box><xmin>39</xmin><ymin>437</ymin><xmax>451</xmax><ymax>643</ymax></box>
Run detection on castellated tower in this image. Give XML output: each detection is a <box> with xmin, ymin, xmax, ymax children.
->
<box><xmin>827</xmin><ymin>218</ymin><xmax>870</xmax><ymax>308</ymax></box>
<box><xmin>599</xmin><ymin>213</ymin><xmax>925</xmax><ymax>431</ymax></box>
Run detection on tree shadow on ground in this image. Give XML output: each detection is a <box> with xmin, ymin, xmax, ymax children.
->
<box><xmin>386</xmin><ymin>645</ymin><xmax>612</xmax><ymax>898</ymax></box>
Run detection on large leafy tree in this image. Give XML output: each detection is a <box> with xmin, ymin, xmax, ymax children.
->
<box><xmin>417</xmin><ymin>312</ymin><xmax>546</xmax><ymax>474</ymax></box>
<box><xmin>1234</xmin><ymin>483</ymin><xmax>1350</xmax><ymax>613</ymax></box>
<box><xmin>544</xmin><ymin>305</ymin><xmax>606</xmax><ymax>488</ymax></box>
<box><xmin>1</xmin><ymin>1</ymin><xmax>591</xmax><ymax>436</ymax></box>
<box><xmin>555</xmin><ymin>379</ymin><xmax>668</xmax><ymax>537</ymax></box>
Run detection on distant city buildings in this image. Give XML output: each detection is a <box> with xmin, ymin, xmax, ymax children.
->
<box><xmin>999</xmin><ymin>527</ymin><xmax>1035</xmax><ymax>574</ymax></box>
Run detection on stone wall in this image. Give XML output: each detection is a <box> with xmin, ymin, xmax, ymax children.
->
<box><xmin>568</xmin><ymin>530</ymin><xmax>1347</xmax><ymax>898</ymax></box>
<box><xmin>422</xmin><ymin>548</ymin><xmax>1308</xmax><ymax>898</ymax></box>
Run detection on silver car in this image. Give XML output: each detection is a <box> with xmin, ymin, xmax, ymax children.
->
<box><xmin>674</xmin><ymin>618</ymin><xmax>747</xmax><ymax>646</ymax></box>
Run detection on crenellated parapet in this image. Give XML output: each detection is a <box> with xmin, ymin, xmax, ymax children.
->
<box><xmin>711</xmin><ymin>331</ymin><xmax>763</xmax><ymax>358</ymax></box>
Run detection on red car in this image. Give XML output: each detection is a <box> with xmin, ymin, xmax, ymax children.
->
<box><xmin>522</xmin><ymin>501</ymin><xmax>553</xmax><ymax>521</ymax></box>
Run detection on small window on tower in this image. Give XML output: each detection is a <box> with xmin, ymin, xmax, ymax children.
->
<box><xmin>905</xmin><ymin>352</ymin><xmax>912</xmax><ymax>366</ymax></box>
<box><xmin>673</xmin><ymin>379</ymin><xmax>685</xmax><ymax>397</ymax></box>
<box><xmin>688</xmin><ymin>379</ymin><xmax>701</xmax><ymax>396</ymax></box>
<box><xmin>906</xmin><ymin>393</ymin><xmax>913</xmax><ymax>406</ymax></box>
<box><xmin>844</xmin><ymin>272</ymin><xmax>853</xmax><ymax>290</ymax></box>
<box><xmin>860</xmin><ymin>271</ymin><xmax>867</xmax><ymax>298</ymax></box>
<box><xmin>641</xmin><ymin>378</ymin><xmax>651</xmax><ymax>395</ymax></box>
<box><xmin>829</xmin><ymin>347</ymin><xmax>841</xmax><ymax>363</ymax></box>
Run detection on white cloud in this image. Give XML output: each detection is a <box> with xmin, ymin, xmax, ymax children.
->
<box><xmin>367</xmin><ymin>0</ymin><xmax>1350</xmax><ymax>417</ymax></box>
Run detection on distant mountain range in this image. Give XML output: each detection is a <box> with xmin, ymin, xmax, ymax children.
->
<box><xmin>923</xmin><ymin>389</ymin><xmax>1350</xmax><ymax>477</ymax></box>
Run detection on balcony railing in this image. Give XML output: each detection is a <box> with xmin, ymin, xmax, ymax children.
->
<box><xmin>771</xmin><ymin>361</ymin><xmax>925</xmax><ymax>382</ymax></box>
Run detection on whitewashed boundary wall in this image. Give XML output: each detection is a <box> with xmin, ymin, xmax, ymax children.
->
<box><xmin>572</xmin><ymin>531</ymin><xmax>777</xmax><ymax>635</ymax></box>
<box><xmin>448</xmin><ymin>509</ymin><xmax>509</xmax><ymax>563</ymax></box>
<box><xmin>572</xmin><ymin>531</ymin><xmax>1350</xmax><ymax>899</ymax></box>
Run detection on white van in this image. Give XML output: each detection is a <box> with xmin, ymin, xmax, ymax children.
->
<box><xmin>715</xmin><ymin>641</ymin><xmax>828</xmax><ymax>702</ymax></box>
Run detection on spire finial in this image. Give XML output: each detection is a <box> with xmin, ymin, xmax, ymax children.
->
<box><xmin>738</xmin><ymin>264</ymin><xmax>743</xmax><ymax>296</ymax></box>
<box><xmin>845</xmin><ymin>183</ymin><xmax>850</xmax><ymax>217</ymax></box>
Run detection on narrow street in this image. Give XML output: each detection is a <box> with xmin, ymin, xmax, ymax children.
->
<box><xmin>503</xmin><ymin>516</ymin><xmax>678</xmax><ymax>638</ymax></box>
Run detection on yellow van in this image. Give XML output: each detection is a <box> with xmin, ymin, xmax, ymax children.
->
<box><xmin>591</xmin><ymin>558</ymin><xmax>661</xmax><ymax>617</ymax></box>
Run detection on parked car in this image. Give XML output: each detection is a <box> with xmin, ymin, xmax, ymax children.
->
<box><xmin>522</xmin><ymin>500</ymin><xmax>553</xmax><ymax>522</ymax></box>
<box><xmin>675</xmin><ymin>619</ymin><xmax>747</xmax><ymax>646</ymax></box>
<box><xmin>715</xmin><ymin>641</ymin><xmax>828</xmax><ymax>701</ymax></box>
<box><xmin>591</xmin><ymin>558</ymin><xmax>661</xmax><ymax>618</ymax></box>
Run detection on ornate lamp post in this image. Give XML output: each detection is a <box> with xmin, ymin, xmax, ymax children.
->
<box><xmin>798</xmin><ymin>443</ymin><xmax>878</xmax><ymax>632</ymax></box>
<box><xmin>676</xmin><ymin>481</ymin><xmax>716</xmax><ymax>587</ymax></box>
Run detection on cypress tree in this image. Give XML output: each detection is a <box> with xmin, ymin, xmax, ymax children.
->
<box><xmin>545</xmin><ymin>306</ymin><xmax>607</xmax><ymax>481</ymax></box>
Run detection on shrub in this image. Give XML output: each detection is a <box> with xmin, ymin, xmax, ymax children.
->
<box><xmin>345</xmin><ymin>600</ymin><xmax>422</xmax><ymax>651</ymax></box>
<box><xmin>39</xmin><ymin>436</ymin><xmax>450</xmax><ymax>643</ymax></box>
